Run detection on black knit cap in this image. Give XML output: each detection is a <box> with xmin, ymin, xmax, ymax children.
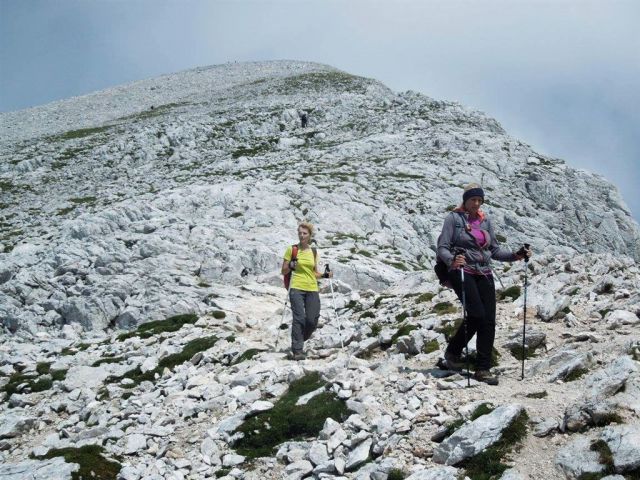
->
<box><xmin>463</xmin><ymin>187</ymin><xmax>485</xmax><ymax>203</ymax></box>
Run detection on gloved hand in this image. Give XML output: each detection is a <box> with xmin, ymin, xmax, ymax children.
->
<box><xmin>515</xmin><ymin>244</ymin><xmax>532</xmax><ymax>261</ymax></box>
<box><xmin>289</xmin><ymin>260</ymin><xmax>298</xmax><ymax>271</ymax></box>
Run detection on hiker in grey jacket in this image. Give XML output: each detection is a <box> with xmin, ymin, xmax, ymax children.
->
<box><xmin>437</xmin><ymin>183</ymin><xmax>532</xmax><ymax>385</ymax></box>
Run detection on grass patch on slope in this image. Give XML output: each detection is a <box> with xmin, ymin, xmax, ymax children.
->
<box><xmin>104</xmin><ymin>335</ymin><xmax>218</xmax><ymax>389</ymax></box>
<box><xmin>435</xmin><ymin>318</ymin><xmax>463</xmax><ymax>341</ymax></box>
<box><xmin>1</xmin><ymin>365</ymin><xmax>68</xmax><ymax>401</ymax></box>
<box><xmin>508</xmin><ymin>343</ymin><xmax>543</xmax><ymax>361</ymax></box>
<box><xmin>231</xmin><ymin>348</ymin><xmax>262</xmax><ymax>365</ymax></box>
<box><xmin>391</xmin><ymin>324</ymin><xmax>419</xmax><ymax>344</ymax></box>
<box><xmin>416</xmin><ymin>292</ymin><xmax>435</xmax><ymax>304</ymax></box>
<box><xmin>52</xmin><ymin>125</ymin><xmax>113</xmax><ymax>141</ymax></box>
<box><xmin>497</xmin><ymin>286</ymin><xmax>521</xmax><ymax>301</ymax></box>
<box><xmin>432</xmin><ymin>301</ymin><xmax>457</xmax><ymax>315</ymax></box>
<box><xmin>33</xmin><ymin>445</ymin><xmax>121</xmax><ymax>480</ymax></box>
<box><xmin>117</xmin><ymin>313</ymin><xmax>198</xmax><ymax>341</ymax></box>
<box><xmin>234</xmin><ymin>372</ymin><xmax>351</xmax><ymax>459</ymax></box>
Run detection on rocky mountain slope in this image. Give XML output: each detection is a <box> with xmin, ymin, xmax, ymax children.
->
<box><xmin>0</xmin><ymin>61</ymin><xmax>638</xmax><ymax>479</ymax></box>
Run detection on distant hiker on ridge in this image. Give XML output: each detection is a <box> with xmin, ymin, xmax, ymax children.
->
<box><xmin>281</xmin><ymin>222</ymin><xmax>332</xmax><ymax>360</ymax></box>
<box><xmin>436</xmin><ymin>183</ymin><xmax>532</xmax><ymax>385</ymax></box>
<box><xmin>299</xmin><ymin>111</ymin><xmax>308</xmax><ymax>128</ymax></box>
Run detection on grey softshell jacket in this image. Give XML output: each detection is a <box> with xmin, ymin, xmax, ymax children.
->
<box><xmin>436</xmin><ymin>211</ymin><xmax>517</xmax><ymax>271</ymax></box>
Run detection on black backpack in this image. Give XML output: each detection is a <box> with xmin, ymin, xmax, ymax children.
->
<box><xmin>434</xmin><ymin>212</ymin><xmax>465</xmax><ymax>286</ymax></box>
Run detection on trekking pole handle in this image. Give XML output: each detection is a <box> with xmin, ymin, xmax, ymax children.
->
<box><xmin>323</xmin><ymin>264</ymin><xmax>331</xmax><ymax>278</ymax></box>
<box><xmin>516</xmin><ymin>243</ymin><xmax>531</xmax><ymax>262</ymax></box>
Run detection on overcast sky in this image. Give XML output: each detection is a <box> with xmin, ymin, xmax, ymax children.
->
<box><xmin>1</xmin><ymin>0</ymin><xmax>638</xmax><ymax>220</ymax></box>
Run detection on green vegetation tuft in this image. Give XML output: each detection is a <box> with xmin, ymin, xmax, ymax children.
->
<box><xmin>435</xmin><ymin>318</ymin><xmax>463</xmax><ymax>341</ymax></box>
<box><xmin>234</xmin><ymin>372</ymin><xmax>351</xmax><ymax>458</ymax></box>
<box><xmin>416</xmin><ymin>292</ymin><xmax>435</xmax><ymax>304</ymax></box>
<box><xmin>373</xmin><ymin>295</ymin><xmax>394</xmax><ymax>308</ymax></box>
<box><xmin>105</xmin><ymin>335</ymin><xmax>218</xmax><ymax>389</ymax></box>
<box><xmin>345</xmin><ymin>300</ymin><xmax>363</xmax><ymax>312</ymax></box>
<box><xmin>387</xmin><ymin>468</ymin><xmax>407</xmax><ymax>480</ymax></box>
<box><xmin>509</xmin><ymin>344</ymin><xmax>541</xmax><ymax>361</ymax></box>
<box><xmin>585</xmin><ymin>440</ymin><xmax>615</xmax><ymax>479</ymax></box>
<box><xmin>359</xmin><ymin>311</ymin><xmax>375</xmax><ymax>320</ymax></box>
<box><xmin>498</xmin><ymin>286</ymin><xmax>521</xmax><ymax>301</ymax></box>
<box><xmin>369</xmin><ymin>323</ymin><xmax>382</xmax><ymax>337</ymax></box>
<box><xmin>432</xmin><ymin>301</ymin><xmax>456</xmax><ymax>315</ymax></box>
<box><xmin>599</xmin><ymin>309</ymin><xmax>612</xmax><ymax>319</ymax></box>
<box><xmin>69</xmin><ymin>196</ymin><xmax>97</xmax><ymax>205</ymax></box>
<box><xmin>593</xmin><ymin>412</ymin><xmax>624</xmax><ymax>427</ymax></box>
<box><xmin>231</xmin><ymin>139</ymin><xmax>277</xmax><ymax>159</ymax></box>
<box><xmin>460</xmin><ymin>411</ymin><xmax>529</xmax><ymax>480</ymax></box>
<box><xmin>92</xmin><ymin>356</ymin><xmax>126</xmax><ymax>367</ymax></box>
<box><xmin>2</xmin><ymin>365</ymin><xmax>68</xmax><ymax>401</ymax></box>
<box><xmin>382</xmin><ymin>260</ymin><xmax>409</xmax><ymax>271</ymax></box>
<box><xmin>117</xmin><ymin>313</ymin><xmax>198</xmax><ymax>341</ymax></box>
<box><xmin>34</xmin><ymin>445</ymin><xmax>120</xmax><ymax>480</ymax></box>
<box><xmin>422</xmin><ymin>339</ymin><xmax>440</xmax><ymax>354</ymax></box>
<box><xmin>36</xmin><ymin>362</ymin><xmax>51</xmax><ymax>375</ymax></box>
<box><xmin>232</xmin><ymin>349</ymin><xmax>262</xmax><ymax>365</ymax></box>
<box><xmin>211</xmin><ymin>310</ymin><xmax>226</xmax><ymax>319</ymax></box>
<box><xmin>565</xmin><ymin>368</ymin><xmax>589</xmax><ymax>382</ymax></box>
<box><xmin>276</xmin><ymin>71</ymin><xmax>367</xmax><ymax>95</ymax></box>
<box><xmin>395</xmin><ymin>311</ymin><xmax>409</xmax><ymax>322</ymax></box>
<box><xmin>56</xmin><ymin>206</ymin><xmax>75</xmax><ymax>216</ymax></box>
<box><xmin>391</xmin><ymin>324</ymin><xmax>418</xmax><ymax>344</ymax></box>
<box><xmin>215</xmin><ymin>467</ymin><xmax>232</xmax><ymax>478</ymax></box>
<box><xmin>53</xmin><ymin>125</ymin><xmax>112</xmax><ymax>141</ymax></box>
<box><xmin>525</xmin><ymin>391</ymin><xmax>548</xmax><ymax>399</ymax></box>
<box><xmin>470</xmin><ymin>403</ymin><xmax>494</xmax><ymax>420</ymax></box>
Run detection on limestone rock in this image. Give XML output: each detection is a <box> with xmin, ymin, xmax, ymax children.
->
<box><xmin>433</xmin><ymin>404</ymin><xmax>524</xmax><ymax>465</ymax></box>
<box><xmin>556</xmin><ymin>436</ymin><xmax>604</xmax><ymax>479</ymax></box>
<box><xmin>0</xmin><ymin>457</ymin><xmax>79</xmax><ymax>480</ymax></box>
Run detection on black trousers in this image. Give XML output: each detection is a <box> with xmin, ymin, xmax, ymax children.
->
<box><xmin>445</xmin><ymin>269</ymin><xmax>496</xmax><ymax>370</ymax></box>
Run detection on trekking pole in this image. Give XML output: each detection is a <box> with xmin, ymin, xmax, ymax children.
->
<box><xmin>520</xmin><ymin>243</ymin><xmax>530</xmax><ymax>380</ymax></box>
<box><xmin>275</xmin><ymin>272</ymin><xmax>294</xmax><ymax>352</ymax></box>
<box><xmin>325</xmin><ymin>264</ymin><xmax>344</xmax><ymax>350</ymax></box>
<box><xmin>454</xmin><ymin>247</ymin><xmax>470</xmax><ymax>387</ymax></box>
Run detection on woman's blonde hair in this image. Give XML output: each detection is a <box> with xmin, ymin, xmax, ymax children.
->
<box><xmin>298</xmin><ymin>222</ymin><xmax>314</xmax><ymax>237</ymax></box>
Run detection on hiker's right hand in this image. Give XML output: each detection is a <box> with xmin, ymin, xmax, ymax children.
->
<box><xmin>452</xmin><ymin>254</ymin><xmax>466</xmax><ymax>269</ymax></box>
<box><xmin>288</xmin><ymin>260</ymin><xmax>297</xmax><ymax>271</ymax></box>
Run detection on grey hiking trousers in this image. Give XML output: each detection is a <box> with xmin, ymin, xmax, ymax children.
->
<box><xmin>290</xmin><ymin>289</ymin><xmax>320</xmax><ymax>353</ymax></box>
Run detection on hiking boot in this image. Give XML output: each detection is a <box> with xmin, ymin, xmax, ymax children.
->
<box><xmin>442</xmin><ymin>351</ymin><xmax>464</xmax><ymax>371</ymax></box>
<box><xmin>474</xmin><ymin>370</ymin><xmax>499</xmax><ymax>386</ymax></box>
<box><xmin>287</xmin><ymin>351</ymin><xmax>306</xmax><ymax>361</ymax></box>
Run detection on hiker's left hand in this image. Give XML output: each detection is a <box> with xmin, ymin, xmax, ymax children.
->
<box><xmin>516</xmin><ymin>247</ymin><xmax>532</xmax><ymax>261</ymax></box>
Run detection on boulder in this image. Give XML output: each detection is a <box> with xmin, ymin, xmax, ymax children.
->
<box><xmin>433</xmin><ymin>404</ymin><xmax>525</xmax><ymax>465</ymax></box>
<box><xmin>0</xmin><ymin>457</ymin><xmax>79</xmax><ymax>480</ymax></box>
<box><xmin>556</xmin><ymin>436</ymin><xmax>605</xmax><ymax>479</ymax></box>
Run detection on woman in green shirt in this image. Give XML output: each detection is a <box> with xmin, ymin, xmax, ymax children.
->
<box><xmin>281</xmin><ymin>222</ymin><xmax>332</xmax><ymax>360</ymax></box>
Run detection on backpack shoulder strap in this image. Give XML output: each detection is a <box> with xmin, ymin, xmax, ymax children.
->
<box><xmin>312</xmin><ymin>247</ymin><xmax>318</xmax><ymax>267</ymax></box>
<box><xmin>450</xmin><ymin>212</ymin><xmax>466</xmax><ymax>247</ymax></box>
